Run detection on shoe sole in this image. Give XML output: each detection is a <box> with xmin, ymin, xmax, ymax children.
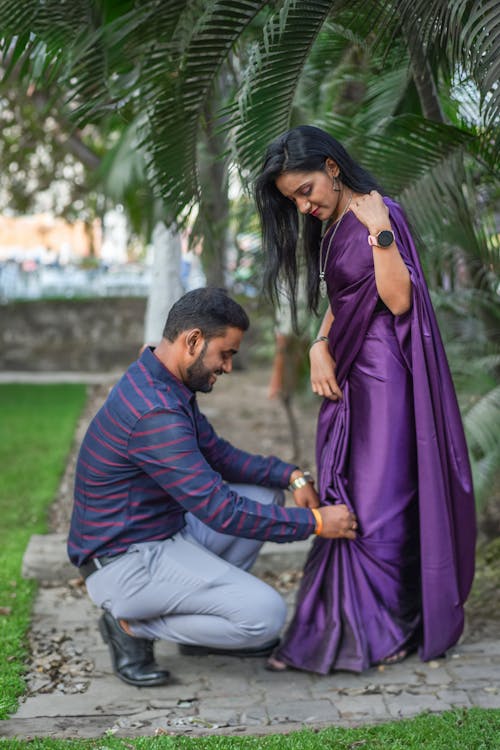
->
<box><xmin>179</xmin><ymin>640</ymin><xmax>279</xmax><ymax>658</ymax></box>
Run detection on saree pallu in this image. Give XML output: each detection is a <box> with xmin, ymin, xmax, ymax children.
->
<box><xmin>275</xmin><ymin>198</ymin><xmax>476</xmax><ymax>674</ymax></box>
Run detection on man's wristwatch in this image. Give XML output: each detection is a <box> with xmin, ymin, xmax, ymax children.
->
<box><xmin>368</xmin><ymin>229</ymin><xmax>394</xmax><ymax>248</ymax></box>
<box><xmin>288</xmin><ymin>470</ymin><xmax>314</xmax><ymax>491</ymax></box>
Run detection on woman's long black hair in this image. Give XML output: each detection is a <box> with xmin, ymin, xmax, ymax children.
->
<box><xmin>255</xmin><ymin>125</ymin><xmax>380</xmax><ymax>328</ymax></box>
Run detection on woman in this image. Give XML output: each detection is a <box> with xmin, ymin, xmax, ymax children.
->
<box><xmin>255</xmin><ymin>125</ymin><xmax>476</xmax><ymax>674</ymax></box>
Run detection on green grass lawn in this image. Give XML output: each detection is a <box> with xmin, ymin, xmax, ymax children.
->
<box><xmin>0</xmin><ymin>708</ymin><xmax>499</xmax><ymax>748</ymax></box>
<box><xmin>0</xmin><ymin>384</ymin><xmax>87</xmax><ymax>719</ymax></box>
<box><xmin>0</xmin><ymin>385</ymin><xmax>498</xmax><ymax>748</ymax></box>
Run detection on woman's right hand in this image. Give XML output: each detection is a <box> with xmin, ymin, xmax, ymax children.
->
<box><xmin>309</xmin><ymin>340</ymin><xmax>342</xmax><ymax>400</ymax></box>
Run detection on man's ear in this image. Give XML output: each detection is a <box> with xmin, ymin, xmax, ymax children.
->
<box><xmin>185</xmin><ymin>328</ymin><xmax>204</xmax><ymax>356</ymax></box>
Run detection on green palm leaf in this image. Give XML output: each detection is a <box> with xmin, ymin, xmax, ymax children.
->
<box><xmin>318</xmin><ymin>112</ymin><xmax>475</xmax><ymax>193</ymax></box>
<box><xmin>140</xmin><ymin>0</ymin><xmax>265</xmax><ymax>218</ymax></box>
<box><xmin>231</xmin><ymin>0</ymin><xmax>338</xmax><ymax>177</ymax></box>
<box><xmin>464</xmin><ymin>383</ymin><xmax>500</xmax><ymax>493</ymax></box>
<box><xmin>394</xmin><ymin>0</ymin><xmax>500</xmax><ymax>146</ymax></box>
<box><xmin>0</xmin><ymin>0</ymin><xmax>91</xmax><ymax>91</ymax></box>
<box><xmin>401</xmin><ymin>159</ymin><xmax>500</xmax><ymax>286</ymax></box>
<box><xmin>471</xmin><ymin>446</ymin><xmax>500</xmax><ymax>512</ymax></box>
<box><xmin>230</xmin><ymin>0</ymin><xmax>499</xmax><ymax>183</ymax></box>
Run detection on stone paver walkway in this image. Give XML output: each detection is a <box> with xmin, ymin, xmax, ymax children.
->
<box><xmin>1</xmin><ymin>533</ymin><xmax>499</xmax><ymax>740</ymax></box>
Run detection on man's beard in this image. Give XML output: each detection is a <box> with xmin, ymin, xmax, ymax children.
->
<box><xmin>186</xmin><ymin>343</ymin><xmax>220</xmax><ymax>393</ymax></box>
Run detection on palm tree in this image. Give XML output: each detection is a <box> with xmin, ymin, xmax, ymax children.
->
<box><xmin>1</xmin><ymin>0</ymin><xmax>498</xmax><ymax>511</ymax></box>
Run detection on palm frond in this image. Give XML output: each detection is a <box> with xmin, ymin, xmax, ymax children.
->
<box><xmin>0</xmin><ymin>1</ymin><xmax>144</xmax><ymax>116</ymax></box>
<box><xmin>318</xmin><ymin>112</ymin><xmax>475</xmax><ymax>193</ymax></box>
<box><xmin>393</xmin><ymin>0</ymin><xmax>500</xmax><ymax>153</ymax></box>
<box><xmin>435</xmin><ymin>304</ymin><xmax>500</xmax><ymax>511</ymax></box>
<box><xmin>0</xmin><ymin>0</ymin><xmax>92</xmax><ymax>91</ymax></box>
<box><xmin>230</xmin><ymin>0</ymin><xmax>336</xmax><ymax>178</ymax></box>
<box><xmin>354</xmin><ymin>68</ymin><xmax>412</xmax><ymax>128</ymax></box>
<box><xmin>142</xmin><ymin>0</ymin><xmax>265</xmax><ymax>218</ymax></box>
<box><xmin>464</xmin><ymin>383</ymin><xmax>500</xmax><ymax>461</ymax></box>
<box><xmin>400</xmin><ymin>157</ymin><xmax>500</xmax><ymax>287</ymax></box>
<box><xmin>470</xmin><ymin>444</ymin><xmax>500</xmax><ymax>511</ymax></box>
<box><xmin>96</xmin><ymin>116</ymin><xmax>162</xmax><ymax>238</ymax></box>
<box><xmin>295</xmin><ymin>21</ymin><xmax>368</xmax><ymax>116</ymax></box>
<box><xmin>432</xmin><ymin>289</ymin><xmax>500</xmax><ymax>338</ymax></box>
<box><xmin>46</xmin><ymin>3</ymin><xmax>187</xmax><ymax>120</ymax></box>
<box><xmin>1</xmin><ymin>1</ymin><xmax>266</xmax><ymax>216</ymax></box>
<box><xmin>297</xmin><ymin>13</ymin><xmax>412</xmax><ymax>123</ymax></box>
<box><xmin>0</xmin><ymin>0</ymin><xmax>91</xmax><ymax>49</ymax></box>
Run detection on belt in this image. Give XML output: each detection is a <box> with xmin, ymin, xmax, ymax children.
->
<box><xmin>79</xmin><ymin>554</ymin><xmax>124</xmax><ymax>580</ymax></box>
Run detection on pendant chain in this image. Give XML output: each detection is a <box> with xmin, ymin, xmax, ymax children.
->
<box><xmin>319</xmin><ymin>192</ymin><xmax>353</xmax><ymax>298</ymax></box>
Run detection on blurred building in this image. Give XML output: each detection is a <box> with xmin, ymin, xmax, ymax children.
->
<box><xmin>0</xmin><ymin>213</ymin><xmax>102</xmax><ymax>264</ymax></box>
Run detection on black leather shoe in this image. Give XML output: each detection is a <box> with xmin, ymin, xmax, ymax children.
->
<box><xmin>98</xmin><ymin>612</ymin><xmax>171</xmax><ymax>687</ymax></box>
<box><xmin>178</xmin><ymin>638</ymin><xmax>280</xmax><ymax>658</ymax></box>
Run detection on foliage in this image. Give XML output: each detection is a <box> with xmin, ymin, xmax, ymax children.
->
<box><xmin>3</xmin><ymin>2</ymin><xmax>496</xmax><ymax>214</ymax></box>
<box><xmin>0</xmin><ymin>84</ymin><xmax>104</xmax><ymax>231</ymax></box>
<box><xmin>0</xmin><ymin>384</ymin><xmax>86</xmax><ymax>718</ymax></box>
<box><xmin>1</xmin><ymin>2</ymin><xmax>498</xmax><ymax>272</ymax></box>
<box><xmin>433</xmin><ymin>290</ymin><xmax>500</xmax><ymax>513</ymax></box>
<box><xmin>466</xmin><ymin>537</ymin><xmax>500</xmax><ymax>626</ymax></box>
<box><xmin>0</xmin><ymin>4</ymin><xmax>161</xmax><ymax>244</ymax></box>
<box><xmin>1</xmin><ymin>1</ymin><xmax>498</xmax><ymax>242</ymax></box>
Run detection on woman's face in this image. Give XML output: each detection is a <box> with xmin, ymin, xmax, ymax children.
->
<box><xmin>275</xmin><ymin>160</ymin><xmax>341</xmax><ymax>222</ymax></box>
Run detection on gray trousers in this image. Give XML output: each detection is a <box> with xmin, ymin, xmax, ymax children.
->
<box><xmin>85</xmin><ymin>484</ymin><xmax>287</xmax><ymax>649</ymax></box>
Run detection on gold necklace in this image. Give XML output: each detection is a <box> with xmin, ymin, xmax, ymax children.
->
<box><xmin>319</xmin><ymin>192</ymin><xmax>353</xmax><ymax>298</ymax></box>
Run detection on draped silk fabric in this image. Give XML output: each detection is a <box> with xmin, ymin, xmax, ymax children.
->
<box><xmin>275</xmin><ymin>198</ymin><xmax>476</xmax><ymax>674</ymax></box>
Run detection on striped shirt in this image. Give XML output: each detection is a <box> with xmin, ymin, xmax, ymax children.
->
<box><xmin>68</xmin><ymin>347</ymin><xmax>315</xmax><ymax>566</ymax></box>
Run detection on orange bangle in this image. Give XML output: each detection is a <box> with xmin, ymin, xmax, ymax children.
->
<box><xmin>311</xmin><ymin>507</ymin><xmax>323</xmax><ymax>536</ymax></box>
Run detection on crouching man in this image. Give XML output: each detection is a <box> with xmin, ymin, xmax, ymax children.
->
<box><xmin>68</xmin><ymin>287</ymin><xmax>356</xmax><ymax>686</ymax></box>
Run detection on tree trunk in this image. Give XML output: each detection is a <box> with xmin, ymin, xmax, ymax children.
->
<box><xmin>143</xmin><ymin>221</ymin><xmax>184</xmax><ymax>346</ymax></box>
<box><xmin>401</xmin><ymin>20</ymin><xmax>446</xmax><ymax>123</ymax></box>
<box><xmin>198</xmin><ymin>97</ymin><xmax>229</xmax><ymax>287</ymax></box>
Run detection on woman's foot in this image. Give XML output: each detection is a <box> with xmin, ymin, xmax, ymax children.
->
<box><xmin>378</xmin><ymin>648</ymin><xmax>408</xmax><ymax>666</ymax></box>
<box><xmin>265</xmin><ymin>655</ymin><xmax>289</xmax><ymax>672</ymax></box>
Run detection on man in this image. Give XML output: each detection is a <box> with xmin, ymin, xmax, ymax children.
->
<box><xmin>68</xmin><ymin>287</ymin><xmax>356</xmax><ymax>686</ymax></box>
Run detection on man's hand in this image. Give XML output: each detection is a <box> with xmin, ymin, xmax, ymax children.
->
<box><xmin>293</xmin><ymin>482</ymin><xmax>320</xmax><ymax>509</ymax></box>
<box><xmin>289</xmin><ymin>469</ymin><xmax>319</xmax><ymax>509</ymax></box>
<box><xmin>317</xmin><ymin>505</ymin><xmax>357</xmax><ymax>539</ymax></box>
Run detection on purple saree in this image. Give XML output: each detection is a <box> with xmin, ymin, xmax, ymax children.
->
<box><xmin>275</xmin><ymin>198</ymin><xmax>476</xmax><ymax>674</ymax></box>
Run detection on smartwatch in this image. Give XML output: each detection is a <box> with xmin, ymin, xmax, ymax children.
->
<box><xmin>368</xmin><ymin>230</ymin><xmax>394</xmax><ymax>248</ymax></box>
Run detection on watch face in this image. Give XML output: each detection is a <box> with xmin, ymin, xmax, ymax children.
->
<box><xmin>378</xmin><ymin>230</ymin><xmax>394</xmax><ymax>247</ymax></box>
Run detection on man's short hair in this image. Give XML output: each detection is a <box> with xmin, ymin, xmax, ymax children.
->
<box><xmin>163</xmin><ymin>287</ymin><xmax>250</xmax><ymax>342</ymax></box>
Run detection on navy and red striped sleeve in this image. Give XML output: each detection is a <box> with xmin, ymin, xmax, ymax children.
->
<box><xmin>195</xmin><ymin>403</ymin><xmax>293</xmax><ymax>488</ymax></box>
<box><xmin>128</xmin><ymin>405</ymin><xmax>315</xmax><ymax>542</ymax></box>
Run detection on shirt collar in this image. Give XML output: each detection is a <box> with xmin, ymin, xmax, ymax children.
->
<box><xmin>140</xmin><ymin>346</ymin><xmax>195</xmax><ymax>406</ymax></box>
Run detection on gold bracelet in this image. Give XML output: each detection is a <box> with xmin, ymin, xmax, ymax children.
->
<box><xmin>311</xmin><ymin>507</ymin><xmax>323</xmax><ymax>535</ymax></box>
